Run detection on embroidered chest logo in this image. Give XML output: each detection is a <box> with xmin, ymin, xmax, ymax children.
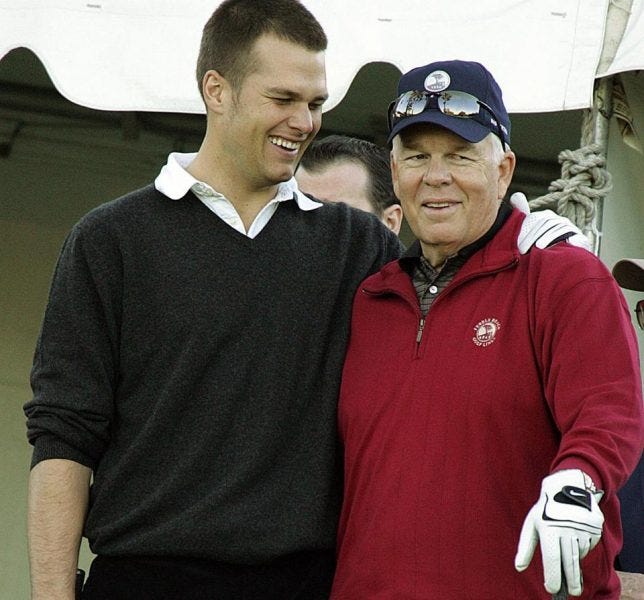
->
<box><xmin>472</xmin><ymin>318</ymin><xmax>501</xmax><ymax>347</ymax></box>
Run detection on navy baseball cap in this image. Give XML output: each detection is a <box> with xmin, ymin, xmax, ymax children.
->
<box><xmin>387</xmin><ymin>60</ymin><xmax>511</xmax><ymax>147</ymax></box>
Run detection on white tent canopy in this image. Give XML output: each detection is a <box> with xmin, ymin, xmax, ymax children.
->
<box><xmin>597</xmin><ymin>0</ymin><xmax>644</xmax><ymax>76</ymax></box>
<box><xmin>1</xmin><ymin>0</ymin><xmax>643</xmax><ymax>115</ymax></box>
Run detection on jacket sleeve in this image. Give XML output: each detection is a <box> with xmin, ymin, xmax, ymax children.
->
<box><xmin>531</xmin><ymin>246</ymin><xmax>643</xmax><ymax>493</ymax></box>
<box><xmin>24</xmin><ymin>214</ymin><xmax>123</xmax><ymax>470</ymax></box>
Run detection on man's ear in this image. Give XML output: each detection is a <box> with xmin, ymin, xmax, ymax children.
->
<box><xmin>390</xmin><ymin>148</ymin><xmax>401</xmax><ymax>201</ymax></box>
<box><xmin>497</xmin><ymin>150</ymin><xmax>516</xmax><ymax>200</ymax></box>
<box><xmin>382</xmin><ymin>204</ymin><xmax>403</xmax><ymax>236</ymax></box>
<box><xmin>202</xmin><ymin>70</ymin><xmax>228</xmax><ymax>115</ymax></box>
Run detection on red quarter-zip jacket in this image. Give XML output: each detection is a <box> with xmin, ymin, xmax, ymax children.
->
<box><xmin>332</xmin><ymin>209</ymin><xmax>643</xmax><ymax>599</ymax></box>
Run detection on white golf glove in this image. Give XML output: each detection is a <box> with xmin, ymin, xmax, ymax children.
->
<box><xmin>511</xmin><ymin>192</ymin><xmax>591</xmax><ymax>254</ymax></box>
<box><xmin>515</xmin><ymin>469</ymin><xmax>604</xmax><ymax>597</ymax></box>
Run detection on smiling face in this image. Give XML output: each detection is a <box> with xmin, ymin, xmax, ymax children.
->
<box><xmin>210</xmin><ymin>33</ymin><xmax>327</xmax><ymax>196</ymax></box>
<box><xmin>391</xmin><ymin>124</ymin><xmax>515</xmax><ymax>265</ymax></box>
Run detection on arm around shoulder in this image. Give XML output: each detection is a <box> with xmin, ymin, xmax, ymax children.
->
<box><xmin>28</xmin><ymin>458</ymin><xmax>91</xmax><ymax>600</ymax></box>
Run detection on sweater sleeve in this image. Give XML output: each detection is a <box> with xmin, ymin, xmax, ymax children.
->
<box><xmin>24</xmin><ymin>213</ymin><xmax>123</xmax><ymax>470</ymax></box>
<box><xmin>373</xmin><ymin>219</ymin><xmax>404</xmax><ymax>271</ymax></box>
<box><xmin>387</xmin><ymin>230</ymin><xmax>406</xmax><ymax>264</ymax></box>
<box><xmin>531</xmin><ymin>246</ymin><xmax>643</xmax><ymax>493</ymax></box>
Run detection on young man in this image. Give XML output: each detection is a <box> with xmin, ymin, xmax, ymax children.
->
<box><xmin>24</xmin><ymin>2</ymin><xmax>401</xmax><ymax>598</ymax></box>
<box><xmin>331</xmin><ymin>60</ymin><xmax>643</xmax><ymax>599</ymax></box>
<box><xmin>296</xmin><ymin>135</ymin><xmax>404</xmax><ymax>234</ymax></box>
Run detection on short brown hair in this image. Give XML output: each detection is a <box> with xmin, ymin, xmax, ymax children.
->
<box><xmin>196</xmin><ymin>0</ymin><xmax>327</xmax><ymax>98</ymax></box>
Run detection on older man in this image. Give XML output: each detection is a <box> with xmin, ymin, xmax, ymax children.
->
<box><xmin>330</xmin><ymin>60</ymin><xmax>643</xmax><ymax>599</ymax></box>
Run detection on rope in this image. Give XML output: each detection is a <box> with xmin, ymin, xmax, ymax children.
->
<box><xmin>528</xmin><ymin>143</ymin><xmax>613</xmax><ymax>231</ymax></box>
<box><xmin>580</xmin><ymin>108</ymin><xmax>595</xmax><ymax>147</ymax></box>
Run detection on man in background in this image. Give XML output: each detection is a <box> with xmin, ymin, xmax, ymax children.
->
<box><xmin>612</xmin><ymin>257</ymin><xmax>644</xmax><ymax>576</ymax></box>
<box><xmin>296</xmin><ymin>134</ymin><xmax>404</xmax><ymax>234</ymax></box>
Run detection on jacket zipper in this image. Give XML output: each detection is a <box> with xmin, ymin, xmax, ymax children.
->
<box><xmin>364</xmin><ymin>256</ymin><xmax>518</xmax><ymax>359</ymax></box>
<box><xmin>364</xmin><ymin>286</ymin><xmax>426</xmax><ymax>358</ymax></box>
<box><xmin>416</xmin><ymin>317</ymin><xmax>426</xmax><ymax>347</ymax></box>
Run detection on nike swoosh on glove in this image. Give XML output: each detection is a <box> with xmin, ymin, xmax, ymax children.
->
<box><xmin>510</xmin><ymin>192</ymin><xmax>592</xmax><ymax>254</ymax></box>
<box><xmin>514</xmin><ymin>469</ymin><xmax>604</xmax><ymax>597</ymax></box>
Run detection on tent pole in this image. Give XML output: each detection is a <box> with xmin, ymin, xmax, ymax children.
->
<box><xmin>583</xmin><ymin>0</ymin><xmax>633</xmax><ymax>255</ymax></box>
<box><xmin>582</xmin><ymin>76</ymin><xmax>613</xmax><ymax>255</ymax></box>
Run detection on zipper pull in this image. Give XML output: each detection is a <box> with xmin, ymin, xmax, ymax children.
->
<box><xmin>416</xmin><ymin>317</ymin><xmax>426</xmax><ymax>344</ymax></box>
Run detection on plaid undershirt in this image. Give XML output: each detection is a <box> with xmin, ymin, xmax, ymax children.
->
<box><xmin>402</xmin><ymin>202</ymin><xmax>512</xmax><ymax>317</ymax></box>
<box><xmin>413</xmin><ymin>254</ymin><xmax>467</xmax><ymax>316</ymax></box>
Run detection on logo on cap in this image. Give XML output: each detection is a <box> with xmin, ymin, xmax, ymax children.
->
<box><xmin>424</xmin><ymin>70</ymin><xmax>451</xmax><ymax>92</ymax></box>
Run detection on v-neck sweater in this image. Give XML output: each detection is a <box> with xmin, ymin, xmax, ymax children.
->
<box><xmin>26</xmin><ymin>183</ymin><xmax>402</xmax><ymax>562</ymax></box>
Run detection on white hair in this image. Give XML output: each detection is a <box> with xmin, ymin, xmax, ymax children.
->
<box><xmin>488</xmin><ymin>132</ymin><xmax>510</xmax><ymax>165</ymax></box>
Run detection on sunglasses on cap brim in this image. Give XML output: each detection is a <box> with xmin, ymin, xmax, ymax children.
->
<box><xmin>387</xmin><ymin>89</ymin><xmax>508</xmax><ymax>151</ymax></box>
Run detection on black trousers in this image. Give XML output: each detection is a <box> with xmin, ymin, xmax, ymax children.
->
<box><xmin>80</xmin><ymin>551</ymin><xmax>335</xmax><ymax>600</ymax></box>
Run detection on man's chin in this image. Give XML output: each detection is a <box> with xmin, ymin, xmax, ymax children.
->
<box><xmin>418</xmin><ymin>238</ymin><xmax>464</xmax><ymax>265</ymax></box>
<box><xmin>268</xmin><ymin>167</ymin><xmax>296</xmax><ymax>185</ymax></box>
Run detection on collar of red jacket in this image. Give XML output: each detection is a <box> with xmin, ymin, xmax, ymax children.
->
<box><xmin>364</xmin><ymin>205</ymin><xmax>524</xmax><ymax>295</ymax></box>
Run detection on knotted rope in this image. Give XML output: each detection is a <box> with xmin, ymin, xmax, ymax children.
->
<box><xmin>528</xmin><ymin>143</ymin><xmax>613</xmax><ymax>232</ymax></box>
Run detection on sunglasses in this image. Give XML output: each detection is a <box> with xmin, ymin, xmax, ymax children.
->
<box><xmin>636</xmin><ymin>299</ymin><xmax>644</xmax><ymax>330</ymax></box>
<box><xmin>388</xmin><ymin>90</ymin><xmax>508</xmax><ymax>151</ymax></box>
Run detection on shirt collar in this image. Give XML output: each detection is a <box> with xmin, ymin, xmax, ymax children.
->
<box><xmin>154</xmin><ymin>151</ymin><xmax>322</xmax><ymax>211</ymax></box>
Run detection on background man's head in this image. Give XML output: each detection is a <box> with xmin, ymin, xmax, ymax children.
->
<box><xmin>388</xmin><ymin>60</ymin><xmax>515</xmax><ymax>264</ymax></box>
<box><xmin>612</xmin><ymin>258</ymin><xmax>644</xmax><ymax>330</ymax></box>
<box><xmin>612</xmin><ymin>258</ymin><xmax>644</xmax><ymax>292</ymax></box>
<box><xmin>196</xmin><ymin>0</ymin><xmax>327</xmax><ymax>99</ymax></box>
<box><xmin>297</xmin><ymin>135</ymin><xmax>403</xmax><ymax>234</ymax></box>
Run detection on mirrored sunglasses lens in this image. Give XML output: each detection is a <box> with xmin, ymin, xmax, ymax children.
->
<box><xmin>438</xmin><ymin>92</ymin><xmax>480</xmax><ymax>118</ymax></box>
<box><xmin>394</xmin><ymin>92</ymin><xmax>428</xmax><ymax>118</ymax></box>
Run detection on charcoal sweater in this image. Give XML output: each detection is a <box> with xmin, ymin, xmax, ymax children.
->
<box><xmin>25</xmin><ymin>184</ymin><xmax>402</xmax><ymax>562</ymax></box>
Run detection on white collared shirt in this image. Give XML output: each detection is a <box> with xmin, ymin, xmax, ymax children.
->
<box><xmin>154</xmin><ymin>152</ymin><xmax>322</xmax><ymax>238</ymax></box>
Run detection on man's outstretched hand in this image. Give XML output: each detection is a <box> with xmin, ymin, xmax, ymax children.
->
<box><xmin>515</xmin><ymin>469</ymin><xmax>604</xmax><ymax>596</ymax></box>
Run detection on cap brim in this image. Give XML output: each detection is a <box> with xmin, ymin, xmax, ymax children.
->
<box><xmin>612</xmin><ymin>258</ymin><xmax>644</xmax><ymax>291</ymax></box>
<box><xmin>387</xmin><ymin>110</ymin><xmax>491</xmax><ymax>145</ymax></box>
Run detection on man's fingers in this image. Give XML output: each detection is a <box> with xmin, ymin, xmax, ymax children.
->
<box><xmin>540</xmin><ymin>529</ymin><xmax>563</xmax><ymax>594</ymax></box>
<box><xmin>534</xmin><ymin>222</ymin><xmax>571</xmax><ymax>249</ymax></box>
<box><xmin>510</xmin><ymin>191</ymin><xmax>530</xmax><ymax>215</ymax></box>
<box><xmin>567</xmin><ymin>232</ymin><xmax>592</xmax><ymax>251</ymax></box>
<box><xmin>561</xmin><ymin>536</ymin><xmax>583</xmax><ymax>596</ymax></box>
<box><xmin>578</xmin><ymin>536</ymin><xmax>591</xmax><ymax>560</ymax></box>
<box><xmin>517</xmin><ymin>214</ymin><xmax>558</xmax><ymax>253</ymax></box>
<box><xmin>514</xmin><ymin>515</ymin><xmax>538</xmax><ymax>572</ymax></box>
